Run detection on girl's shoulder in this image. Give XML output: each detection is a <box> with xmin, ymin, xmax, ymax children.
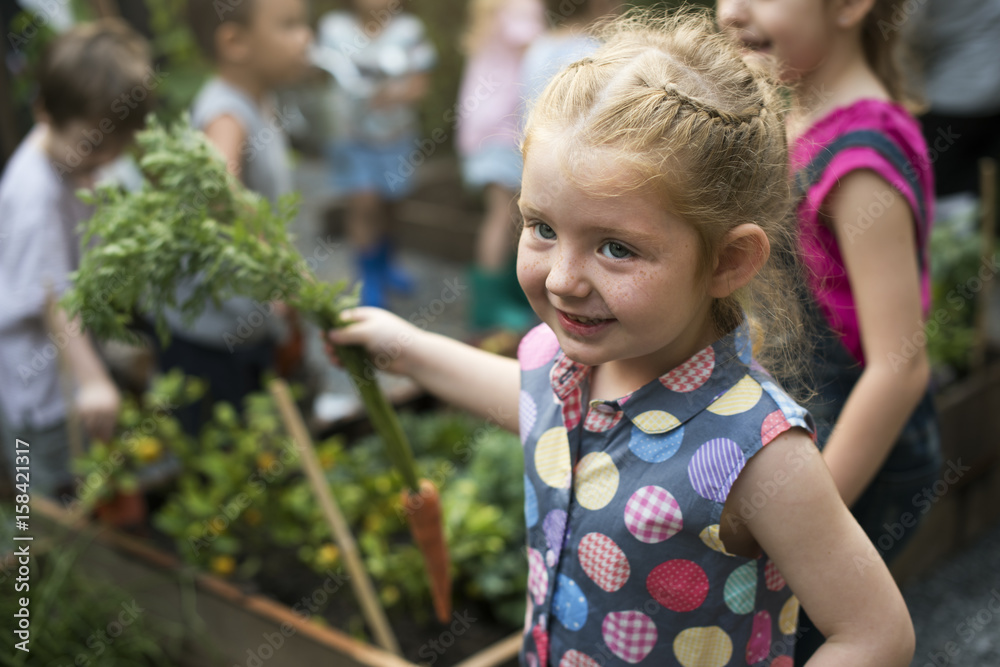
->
<box><xmin>791</xmin><ymin>98</ymin><xmax>926</xmax><ymax>167</ymax></box>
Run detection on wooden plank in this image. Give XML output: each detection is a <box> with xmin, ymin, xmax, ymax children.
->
<box><xmin>31</xmin><ymin>497</ymin><xmax>420</xmax><ymax>667</ymax></box>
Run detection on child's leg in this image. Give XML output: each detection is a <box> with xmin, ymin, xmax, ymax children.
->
<box><xmin>476</xmin><ymin>183</ymin><xmax>518</xmax><ymax>271</ymax></box>
<box><xmin>469</xmin><ymin>184</ymin><xmax>534</xmax><ymax>331</ymax></box>
<box><xmin>0</xmin><ymin>415</ymin><xmax>74</xmax><ymax>500</ymax></box>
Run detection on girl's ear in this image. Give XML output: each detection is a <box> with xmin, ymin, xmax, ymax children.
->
<box><xmin>707</xmin><ymin>224</ymin><xmax>770</xmax><ymax>299</ymax></box>
<box><xmin>832</xmin><ymin>0</ymin><xmax>876</xmax><ymax>30</ymax></box>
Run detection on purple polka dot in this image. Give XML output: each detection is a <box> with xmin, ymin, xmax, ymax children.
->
<box><xmin>687</xmin><ymin>438</ymin><xmax>746</xmax><ymax>503</ymax></box>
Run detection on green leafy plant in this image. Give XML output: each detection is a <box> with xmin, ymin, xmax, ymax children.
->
<box><xmin>927</xmin><ymin>210</ymin><xmax>997</xmax><ymax>380</ymax></box>
<box><xmin>151</xmin><ymin>393</ymin><xmax>528</xmax><ymax>626</ymax></box>
<box><xmin>70</xmin><ymin>370</ymin><xmax>202</xmax><ymax>509</ymax></box>
<box><xmin>0</xmin><ymin>506</ymin><xmax>183</xmax><ymax>665</ymax></box>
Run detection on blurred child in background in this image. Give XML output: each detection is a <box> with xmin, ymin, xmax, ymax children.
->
<box><xmin>162</xmin><ymin>0</ymin><xmax>312</xmax><ymax>435</ymax></box>
<box><xmin>520</xmin><ymin>0</ymin><xmax>623</xmax><ymax>104</ymax></box>
<box><xmin>718</xmin><ymin>0</ymin><xmax>942</xmax><ymax>660</ymax></box>
<box><xmin>317</xmin><ymin>0</ymin><xmax>436</xmax><ymax>308</ymax></box>
<box><xmin>457</xmin><ymin>0</ymin><xmax>544</xmax><ymax>331</ymax></box>
<box><xmin>0</xmin><ymin>19</ymin><xmax>152</xmax><ymax>496</ymax></box>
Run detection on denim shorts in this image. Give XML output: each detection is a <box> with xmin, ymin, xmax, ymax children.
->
<box><xmin>326</xmin><ymin>136</ymin><xmax>417</xmax><ymax>200</ymax></box>
<box><xmin>461</xmin><ymin>143</ymin><xmax>524</xmax><ymax>191</ymax></box>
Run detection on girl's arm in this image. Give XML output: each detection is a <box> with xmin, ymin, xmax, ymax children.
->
<box><xmin>202</xmin><ymin>114</ymin><xmax>247</xmax><ymax>180</ymax></box>
<box><xmin>53</xmin><ymin>307</ymin><xmax>121</xmax><ymax>442</ymax></box>
<box><xmin>822</xmin><ymin>170</ymin><xmax>931</xmax><ymax>507</ymax></box>
<box><xmin>325</xmin><ymin>307</ymin><xmax>520</xmax><ymax>431</ymax></box>
<box><xmin>721</xmin><ymin>430</ymin><xmax>915</xmax><ymax>666</ymax></box>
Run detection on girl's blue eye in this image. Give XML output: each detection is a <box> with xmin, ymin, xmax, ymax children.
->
<box><xmin>533</xmin><ymin>223</ymin><xmax>556</xmax><ymax>240</ymax></box>
<box><xmin>600</xmin><ymin>241</ymin><xmax>632</xmax><ymax>259</ymax></box>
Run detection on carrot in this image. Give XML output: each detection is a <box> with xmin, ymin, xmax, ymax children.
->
<box><xmin>401</xmin><ymin>479</ymin><xmax>452</xmax><ymax>624</ymax></box>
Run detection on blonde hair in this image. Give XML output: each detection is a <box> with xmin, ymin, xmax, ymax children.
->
<box><xmin>522</xmin><ymin>8</ymin><xmax>808</xmax><ymax>380</ymax></box>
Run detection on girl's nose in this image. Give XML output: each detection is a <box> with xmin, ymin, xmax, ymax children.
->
<box><xmin>545</xmin><ymin>251</ymin><xmax>591</xmax><ymax>299</ymax></box>
<box><xmin>717</xmin><ymin>0</ymin><xmax>750</xmax><ymax>30</ymax></box>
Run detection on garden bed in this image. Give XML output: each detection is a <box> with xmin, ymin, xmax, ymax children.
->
<box><xmin>30</xmin><ymin>495</ymin><xmax>521</xmax><ymax>667</ymax></box>
<box><xmin>890</xmin><ymin>356</ymin><xmax>1000</xmax><ymax>585</ymax></box>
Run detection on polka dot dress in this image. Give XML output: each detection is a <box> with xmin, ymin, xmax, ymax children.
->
<box><xmin>517</xmin><ymin>321</ymin><xmax>814</xmax><ymax>666</ymax></box>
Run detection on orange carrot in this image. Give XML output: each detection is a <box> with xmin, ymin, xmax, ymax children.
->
<box><xmin>401</xmin><ymin>479</ymin><xmax>452</xmax><ymax>623</ymax></box>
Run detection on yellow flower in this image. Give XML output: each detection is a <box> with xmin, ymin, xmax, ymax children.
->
<box><xmin>256</xmin><ymin>452</ymin><xmax>277</xmax><ymax>471</ymax></box>
<box><xmin>315</xmin><ymin>543</ymin><xmax>340</xmax><ymax>568</ymax></box>
<box><xmin>210</xmin><ymin>555</ymin><xmax>236</xmax><ymax>576</ymax></box>
<box><xmin>134</xmin><ymin>437</ymin><xmax>163</xmax><ymax>463</ymax></box>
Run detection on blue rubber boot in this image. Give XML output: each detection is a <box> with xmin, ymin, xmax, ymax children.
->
<box><xmin>378</xmin><ymin>240</ymin><xmax>415</xmax><ymax>295</ymax></box>
<box><xmin>357</xmin><ymin>245</ymin><xmax>388</xmax><ymax>308</ymax></box>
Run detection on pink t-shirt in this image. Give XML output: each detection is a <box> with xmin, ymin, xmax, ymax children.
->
<box><xmin>790</xmin><ymin>99</ymin><xmax>935</xmax><ymax>365</ymax></box>
<box><xmin>456</xmin><ymin>0</ymin><xmax>543</xmax><ymax>155</ymax></box>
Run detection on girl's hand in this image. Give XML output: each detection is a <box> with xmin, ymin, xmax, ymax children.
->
<box><xmin>323</xmin><ymin>307</ymin><xmax>421</xmax><ymax>376</ymax></box>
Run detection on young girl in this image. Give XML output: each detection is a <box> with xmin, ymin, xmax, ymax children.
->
<box><xmin>457</xmin><ymin>0</ymin><xmax>544</xmax><ymax>331</ymax></box>
<box><xmin>717</xmin><ymin>0</ymin><xmax>941</xmax><ymax>660</ymax></box>
<box><xmin>327</xmin><ymin>11</ymin><xmax>915</xmax><ymax>666</ymax></box>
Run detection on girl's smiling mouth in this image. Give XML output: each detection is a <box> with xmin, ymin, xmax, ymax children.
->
<box><xmin>556</xmin><ymin>309</ymin><xmax>617</xmax><ymax>336</ymax></box>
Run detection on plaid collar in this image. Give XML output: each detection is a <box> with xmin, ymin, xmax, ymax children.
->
<box><xmin>547</xmin><ymin>320</ymin><xmax>755</xmax><ymax>435</ymax></box>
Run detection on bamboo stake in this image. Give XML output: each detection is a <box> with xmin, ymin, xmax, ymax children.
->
<box><xmin>269</xmin><ymin>379</ymin><xmax>401</xmax><ymax>656</ymax></box>
<box><xmin>973</xmin><ymin>158</ymin><xmax>997</xmax><ymax>370</ymax></box>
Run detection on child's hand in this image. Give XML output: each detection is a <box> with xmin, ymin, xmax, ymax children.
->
<box><xmin>323</xmin><ymin>307</ymin><xmax>420</xmax><ymax>376</ymax></box>
<box><xmin>76</xmin><ymin>377</ymin><xmax>121</xmax><ymax>443</ymax></box>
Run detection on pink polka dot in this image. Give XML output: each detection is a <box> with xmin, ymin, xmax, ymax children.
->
<box><xmin>761</xmin><ymin>410</ymin><xmax>792</xmax><ymax>446</ymax></box>
<box><xmin>528</xmin><ymin>548</ymin><xmax>549</xmax><ymax>605</ymax></box>
<box><xmin>602</xmin><ymin>611</ymin><xmax>658</xmax><ymax>663</ymax></box>
<box><xmin>770</xmin><ymin>656</ymin><xmax>794</xmax><ymax>667</ymax></box>
<box><xmin>764</xmin><ymin>559</ymin><xmax>786</xmax><ymax>591</ymax></box>
<box><xmin>746</xmin><ymin>611</ymin><xmax>772</xmax><ymax>664</ymax></box>
<box><xmin>646</xmin><ymin>559</ymin><xmax>709</xmax><ymax>612</ymax></box>
<box><xmin>559</xmin><ymin>650</ymin><xmax>601</xmax><ymax>667</ymax></box>
<box><xmin>578</xmin><ymin>532</ymin><xmax>631</xmax><ymax>593</ymax></box>
<box><xmin>533</xmin><ymin>624</ymin><xmax>550</xmax><ymax>667</ymax></box>
<box><xmin>519</xmin><ymin>324</ymin><xmax>561</xmax><ymax>371</ymax></box>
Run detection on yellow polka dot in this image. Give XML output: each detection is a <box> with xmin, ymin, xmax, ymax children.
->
<box><xmin>535</xmin><ymin>427</ymin><xmax>571</xmax><ymax>488</ymax></box>
<box><xmin>779</xmin><ymin>595</ymin><xmax>800</xmax><ymax>635</ymax></box>
<box><xmin>633</xmin><ymin>410</ymin><xmax>681</xmax><ymax>434</ymax></box>
<box><xmin>699</xmin><ymin>524</ymin><xmax>735</xmax><ymax>557</ymax></box>
<box><xmin>574</xmin><ymin>452</ymin><xmax>619</xmax><ymax>510</ymax></box>
<box><xmin>673</xmin><ymin>626</ymin><xmax>733</xmax><ymax>667</ymax></box>
<box><xmin>707</xmin><ymin>375</ymin><xmax>762</xmax><ymax>416</ymax></box>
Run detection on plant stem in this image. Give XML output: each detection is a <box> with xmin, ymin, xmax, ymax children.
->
<box><xmin>312</xmin><ymin>308</ymin><xmax>420</xmax><ymax>493</ymax></box>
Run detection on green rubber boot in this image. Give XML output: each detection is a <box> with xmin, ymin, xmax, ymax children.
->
<box><xmin>469</xmin><ymin>266</ymin><xmax>535</xmax><ymax>332</ymax></box>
